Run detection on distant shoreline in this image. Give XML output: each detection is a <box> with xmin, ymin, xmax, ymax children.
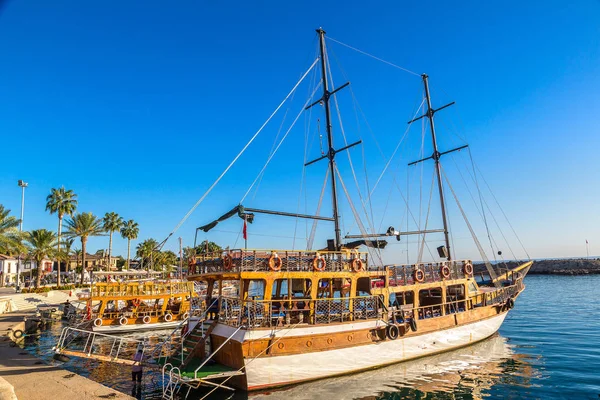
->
<box><xmin>475</xmin><ymin>258</ymin><xmax>600</xmax><ymax>276</ymax></box>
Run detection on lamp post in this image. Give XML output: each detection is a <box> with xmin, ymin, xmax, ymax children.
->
<box><xmin>16</xmin><ymin>180</ymin><xmax>28</xmax><ymax>291</ymax></box>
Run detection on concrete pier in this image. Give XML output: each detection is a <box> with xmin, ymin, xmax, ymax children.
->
<box><xmin>0</xmin><ymin>311</ymin><xmax>133</xmax><ymax>400</ymax></box>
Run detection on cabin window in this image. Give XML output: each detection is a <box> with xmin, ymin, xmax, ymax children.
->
<box><xmin>390</xmin><ymin>291</ymin><xmax>414</xmax><ymax>308</ymax></box>
<box><xmin>272</xmin><ymin>279</ymin><xmax>312</xmax><ymax>299</ymax></box>
<box><xmin>356</xmin><ymin>277</ymin><xmax>371</xmax><ymax>296</ymax></box>
<box><xmin>418</xmin><ymin>287</ymin><xmax>443</xmax><ymax>319</ymax></box>
<box><xmin>317</xmin><ymin>278</ymin><xmax>351</xmax><ymax>298</ymax></box>
<box><xmin>446</xmin><ymin>284</ymin><xmax>466</xmax><ymax>314</ymax></box>
<box><xmin>219</xmin><ymin>279</ymin><xmax>239</xmax><ymax>297</ymax></box>
<box><xmin>244</xmin><ymin>279</ymin><xmax>266</xmax><ymax>301</ymax></box>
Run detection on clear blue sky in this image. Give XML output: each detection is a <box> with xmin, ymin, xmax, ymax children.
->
<box><xmin>0</xmin><ymin>1</ymin><xmax>599</xmax><ymax>261</ymax></box>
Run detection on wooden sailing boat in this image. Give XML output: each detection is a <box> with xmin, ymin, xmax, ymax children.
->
<box><xmin>53</xmin><ymin>28</ymin><xmax>532</xmax><ymax>395</ymax></box>
<box><xmin>175</xmin><ymin>28</ymin><xmax>532</xmax><ymax>392</ymax></box>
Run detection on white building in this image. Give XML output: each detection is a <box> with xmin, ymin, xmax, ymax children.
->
<box><xmin>0</xmin><ymin>255</ymin><xmax>18</xmax><ymax>286</ymax></box>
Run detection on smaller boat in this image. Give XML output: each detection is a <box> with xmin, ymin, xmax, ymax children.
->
<box><xmin>77</xmin><ymin>280</ymin><xmax>199</xmax><ymax>333</ymax></box>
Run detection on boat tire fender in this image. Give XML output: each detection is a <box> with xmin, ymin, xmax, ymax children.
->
<box><xmin>410</xmin><ymin>318</ymin><xmax>418</xmax><ymax>332</ymax></box>
<box><xmin>164</xmin><ymin>313</ymin><xmax>173</xmax><ymax>322</ymax></box>
<box><xmin>386</xmin><ymin>324</ymin><xmax>399</xmax><ymax>340</ymax></box>
<box><xmin>12</xmin><ymin>329</ymin><xmax>24</xmax><ymax>338</ymax></box>
<box><xmin>182</xmin><ymin>312</ymin><xmax>189</xmax><ymax>320</ymax></box>
<box><xmin>93</xmin><ymin>318</ymin><xmax>103</xmax><ymax>327</ymax></box>
<box><xmin>119</xmin><ymin>317</ymin><xmax>128</xmax><ymax>326</ymax></box>
<box><xmin>142</xmin><ymin>316</ymin><xmax>151</xmax><ymax>324</ymax></box>
<box><xmin>506</xmin><ymin>298</ymin><xmax>515</xmax><ymax>309</ymax></box>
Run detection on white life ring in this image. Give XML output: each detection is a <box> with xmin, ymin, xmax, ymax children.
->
<box><xmin>119</xmin><ymin>317</ymin><xmax>128</xmax><ymax>326</ymax></box>
<box><xmin>182</xmin><ymin>312</ymin><xmax>189</xmax><ymax>320</ymax></box>
<box><xmin>164</xmin><ymin>313</ymin><xmax>173</xmax><ymax>322</ymax></box>
<box><xmin>142</xmin><ymin>315</ymin><xmax>151</xmax><ymax>324</ymax></box>
<box><xmin>93</xmin><ymin>318</ymin><xmax>103</xmax><ymax>327</ymax></box>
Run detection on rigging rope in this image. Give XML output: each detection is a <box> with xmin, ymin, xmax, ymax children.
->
<box><xmin>240</xmin><ymin>82</ymin><xmax>322</xmax><ymax>203</ymax></box>
<box><xmin>441</xmin><ymin>166</ymin><xmax>500</xmax><ymax>286</ymax></box>
<box><xmin>418</xmin><ymin>172</ymin><xmax>436</xmax><ymax>263</ymax></box>
<box><xmin>158</xmin><ymin>58</ymin><xmax>320</xmax><ymax>249</ymax></box>
<box><xmin>369</xmin><ymin>98</ymin><xmax>425</xmax><ymax>196</ymax></box>
<box><xmin>335</xmin><ymin>166</ymin><xmax>383</xmax><ymax>266</ymax></box>
<box><xmin>327</xmin><ymin>36</ymin><xmax>421</xmax><ymax>77</ymax></box>
<box><xmin>307</xmin><ymin>168</ymin><xmax>330</xmax><ymax>250</ymax></box>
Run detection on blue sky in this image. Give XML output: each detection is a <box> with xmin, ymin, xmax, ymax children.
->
<box><xmin>0</xmin><ymin>1</ymin><xmax>599</xmax><ymax>261</ymax></box>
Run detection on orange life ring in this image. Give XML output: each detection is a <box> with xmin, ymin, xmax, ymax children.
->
<box><xmin>132</xmin><ymin>298</ymin><xmax>141</xmax><ymax>307</ymax></box>
<box><xmin>223</xmin><ymin>254</ymin><xmax>233</xmax><ymax>271</ymax></box>
<box><xmin>440</xmin><ymin>265</ymin><xmax>451</xmax><ymax>279</ymax></box>
<box><xmin>463</xmin><ymin>262</ymin><xmax>473</xmax><ymax>276</ymax></box>
<box><xmin>313</xmin><ymin>255</ymin><xmax>326</xmax><ymax>272</ymax></box>
<box><xmin>351</xmin><ymin>258</ymin><xmax>364</xmax><ymax>272</ymax></box>
<box><xmin>268</xmin><ymin>254</ymin><xmax>282</xmax><ymax>272</ymax></box>
<box><xmin>413</xmin><ymin>268</ymin><xmax>425</xmax><ymax>283</ymax></box>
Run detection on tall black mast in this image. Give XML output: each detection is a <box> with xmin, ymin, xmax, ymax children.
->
<box><xmin>317</xmin><ymin>28</ymin><xmax>342</xmax><ymax>249</ymax></box>
<box><xmin>422</xmin><ymin>74</ymin><xmax>452</xmax><ymax>260</ymax></box>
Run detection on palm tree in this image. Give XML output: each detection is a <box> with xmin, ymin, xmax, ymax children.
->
<box><xmin>196</xmin><ymin>240</ymin><xmax>222</xmax><ymax>255</ymax></box>
<box><xmin>136</xmin><ymin>238</ymin><xmax>158</xmax><ymax>271</ymax></box>
<box><xmin>26</xmin><ymin>229</ymin><xmax>57</xmax><ymax>288</ymax></box>
<box><xmin>103</xmin><ymin>212</ymin><xmax>123</xmax><ymax>270</ymax></box>
<box><xmin>73</xmin><ymin>248</ymin><xmax>82</xmax><ymax>273</ymax></box>
<box><xmin>45</xmin><ymin>187</ymin><xmax>78</xmax><ymax>287</ymax></box>
<box><xmin>64</xmin><ymin>212</ymin><xmax>105</xmax><ymax>284</ymax></box>
<box><xmin>120</xmin><ymin>220</ymin><xmax>139</xmax><ymax>270</ymax></box>
<box><xmin>0</xmin><ymin>205</ymin><xmax>24</xmax><ymax>255</ymax></box>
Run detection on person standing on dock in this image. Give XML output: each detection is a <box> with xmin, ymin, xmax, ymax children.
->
<box><xmin>131</xmin><ymin>349</ymin><xmax>143</xmax><ymax>384</ymax></box>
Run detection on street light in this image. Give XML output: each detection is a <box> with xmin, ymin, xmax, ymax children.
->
<box><xmin>16</xmin><ymin>180</ymin><xmax>28</xmax><ymax>291</ymax></box>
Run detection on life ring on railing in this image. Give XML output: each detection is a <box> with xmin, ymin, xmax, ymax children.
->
<box><xmin>142</xmin><ymin>315</ymin><xmax>151</xmax><ymax>324</ymax></box>
<box><xmin>119</xmin><ymin>317</ymin><xmax>128</xmax><ymax>326</ymax></box>
<box><xmin>93</xmin><ymin>318</ymin><xmax>103</xmax><ymax>327</ymax></box>
<box><xmin>223</xmin><ymin>254</ymin><xmax>233</xmax><ymax>271</ymax></box>
<box><xmin>164</xmin><ymin>313</ymin><xmax>173</xmax><ymax>322</ymax></box>
<box><xmin>463</xmin><ymin>261</ymin><xmax>474</xmax><ymax>276</ymax></box>
<box><xmin>413</xmin><ymin>268</ymin><xmax>425</xmax><ymax>283</ymax></box>
<box><xmin>386</xmin><ymin>324</ymin><xmax>399</xmax><ymax>340</ymax></box>
<box><xmin>351</xmin><ymin>258</ymin><xmax>364</xmax><ymax>272</ymax></box>
<box><xmin>268</xmin><ymin>253</ymin><xmax>282</xmax><ymax>272</ymax></box>
<box><xmin>182</xmin><ymin>312</ymin><xmax>190</xmax><ymax>320</ymax></box>
<box><xmin>440</xmin><ymin>264</ymin><xmax>451</xmax><ymax>279</ymax></box>
<box><xmin>313</xmin><ymin>255</ymin><xmax>326</xmax><ymax>272</ymax></box>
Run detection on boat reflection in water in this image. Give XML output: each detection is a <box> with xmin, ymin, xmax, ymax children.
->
<box><xmin>248</xmin><ymin>334</ymin><xmax>535</xmax><ymax>400</ymax></box>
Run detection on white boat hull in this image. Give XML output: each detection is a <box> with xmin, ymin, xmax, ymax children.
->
<box><xmin>239</xmin><ymin>312</ymin><xmax>507</xmax><ymax>390</ymax></box>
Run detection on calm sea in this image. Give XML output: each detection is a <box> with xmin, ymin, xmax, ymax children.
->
<box><xmin>22</xmin><ymin>275</ymin><xmax>600</xmax><ymax>400</ymax></box>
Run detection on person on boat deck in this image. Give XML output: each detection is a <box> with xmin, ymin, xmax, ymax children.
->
<box><xmin>131</xmin><ymin>349</ymin><xmax>143</xmax><ymax>384</ymax></box>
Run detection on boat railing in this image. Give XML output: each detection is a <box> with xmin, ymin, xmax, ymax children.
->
<box><xmin>387</xmin><ymin>260</ymin><xmax>472</xmax><ymax>286</ymax></box>
<box><xmin>471</xmin><ymin>278</ymin><xmax>524</xmax><ymax>308</ymax></box>
<box><xmin>89</xmin><ymin>281</ymin><xmax>195</xmax><ymax>298</ymax></box>
<box><xmin>190</xmin><ymin>249</ymin><xmax>369</xmax><ymax>274</ymax></box>
<box><xmin>54</xmin><ymin>326</ymin><xmax>148</xmax><ymax>365</ymax></box>
<box><xmin>219</xmin><ymin>295</ymin><xmax>384</xmax><ymax>329</ymax></box>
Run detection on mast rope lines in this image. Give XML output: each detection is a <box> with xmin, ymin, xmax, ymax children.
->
<box><xmin>441</xmin><ymin>166</ymin><xmax>500</xmax><ymax>287</ymax></box>
<box><xmin>156</xmin><ymin>58</ymin><xmax>320</xmax><ymax>250</ymax></box>
<box><xmin>240</xmin><ymin>82</ymin><xmax>322</xmax><ymax>204</ymax></box>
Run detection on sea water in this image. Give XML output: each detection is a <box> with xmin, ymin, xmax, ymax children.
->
<box><xmin>21</xmin><ymin>275</ymin><xmax>600</xmax><ymax>399</ymax></box>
